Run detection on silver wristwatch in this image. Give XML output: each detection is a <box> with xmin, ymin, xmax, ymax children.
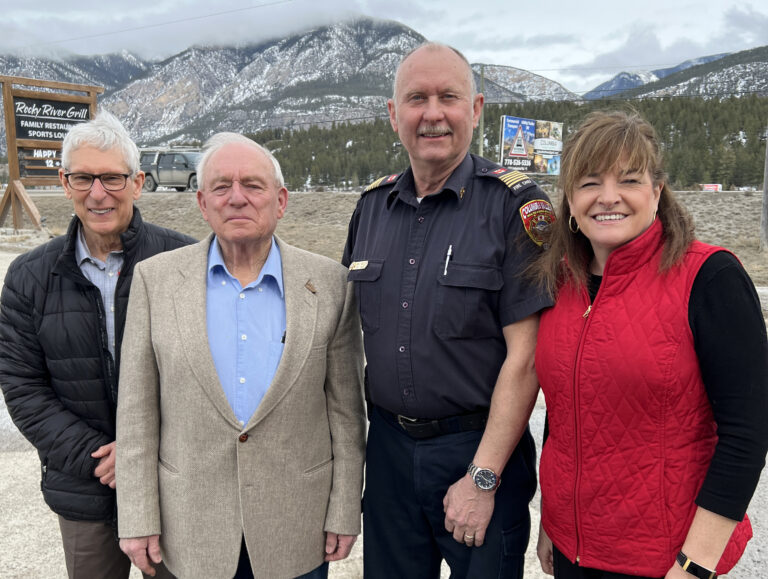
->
<box><xmin>467</xmin><ymin>462</ymin><xmax>500</xmax><ymax>491</ymax></box>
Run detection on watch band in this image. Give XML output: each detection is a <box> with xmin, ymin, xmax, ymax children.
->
<box><xmin>467</xmin><ymin>462</ymin><xmax>500</xmax><ymax>491</ymax></box>
<box><xmin>676</xmin><ymin>551</ymin><xmax>717</xmax><ymax>579</ymax></box>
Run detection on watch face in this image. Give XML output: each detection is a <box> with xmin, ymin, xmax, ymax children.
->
<box><xmin>474</xmin><ymin>469</ymin><xmax>497</xmax><ymax>490</ymax></box>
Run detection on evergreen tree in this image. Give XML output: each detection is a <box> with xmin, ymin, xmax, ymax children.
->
<box><xmin>245</xmin><ymin>96</ymin><xmax>768</xmax><ymax>190</ymax></box>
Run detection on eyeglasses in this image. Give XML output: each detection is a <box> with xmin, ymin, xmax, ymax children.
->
<box><xmin>64</xmin><ymin>173</ymin><xmax>132</xmax><ymax>192</ymax></box>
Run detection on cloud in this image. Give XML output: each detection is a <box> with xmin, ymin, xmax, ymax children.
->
<box><xmin>524</xmin><ymin>34</ymin><xmax>579</xmax><ymax>47</ymax></box>
<box><xmin>1</xmin><ymin>0</ymin><xmax>766</xmax><ymax>96</ymax></box>
<box><xmin>0</xmin><ymin>0</ymin><xmax>363</xmax><ymax>58</ymax></box>
<box><xmin>582</xmin><ymin>26</ymin><xmax>668</xmax><ymax>71</ymax></box>
<box><xmin>722</xmin><ymin>5</ymin><xmax>768</xmax><ymax>46</ymax></box>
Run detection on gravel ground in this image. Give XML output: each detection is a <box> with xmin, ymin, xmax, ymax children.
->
<box><xmin>0</xmin><ymin>189</ymin><xmax>766</xmax><ymax>577</ymax></box>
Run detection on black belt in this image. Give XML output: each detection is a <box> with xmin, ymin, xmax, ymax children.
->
<box><xmin>378</xmin><ymin>406</ymin><xmax>489</xmax><ymax>440</ymax></box>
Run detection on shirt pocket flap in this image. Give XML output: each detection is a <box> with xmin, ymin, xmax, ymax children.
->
<box><xmin>347</xmin><ymin>259</ymin><xmax>384</xmax><ymax>282</ymax></box>
<box><xmin>437</xmin><ymin>264</ymin><xmax>503</xmax><ymax>290</ymax></box>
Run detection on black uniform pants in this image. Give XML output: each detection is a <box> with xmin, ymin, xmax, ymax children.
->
<box><xmin>363</xmin><ymin>405</ymin><xmax>536</xmax><ymax>579</ymax></box>
<box><xmin>552</xmin><ymin>546</ymin><xmax>662</xmax><ymax>579</ymax></box>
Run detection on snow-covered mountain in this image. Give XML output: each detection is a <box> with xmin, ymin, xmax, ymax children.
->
<box><xmin>103</xmin><ymin>18</ymin><xmax>427</xmax><ymax>144</ymax></box>
<box><xmin>583</xmin><ymin>53</ymin><xmax>729</xmax><ymax>100</ymax></box>
<box><xmin>1</xmin><ymin>19</ymin><xmax>766</xmax><ymax>154</ymax></box>
<box><xmin>0</xmin><ymin>49</ymin><xmax>149</xmax><ymax>91</ymax></box>
<box><xmin>583</xmin><ymin>71</ymin><xmax>660</xmax><ymax>100</ymax></box>
<box><xmin>0</xmin><ymin>18</ymin><xmax>579</xmax><ymax>152</ymax></box>
<box><xmin>472</xmin><ymin>64</ymin><xmax>578</xmax><ymax>102</ymax></box>
<box><xmin>623</xmin><ymin>46</ymin><xmax>768</xmax><ymax>99</ymax></box>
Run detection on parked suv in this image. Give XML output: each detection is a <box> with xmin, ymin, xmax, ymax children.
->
<box><xmin>140</xmin><ymin>149</ymin><xmax>201</xmax><ymax>192</ymax></box>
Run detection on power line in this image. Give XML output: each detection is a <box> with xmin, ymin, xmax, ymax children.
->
<box><xmin>6</xmin><ymin>5</ymin><xmax>756</xmax><ymax>82</ymax></box>
<box><xmin>272</xmin><ymin>89</ymin><xmax>768</xmax><ymax>126</ymax></box>
<box><xmin>5</xmin><ymin>7</ymin><xmax>763</xmax><ymax>100</ymax></box>
<box><xmin>160</xmin><ymin>88</ymin><xmax>766</xmax><ymax>140</ymax></box>
<box><xmin>12</xmin><ymin>0</ymin><xmax>297</xmax><ymax>51</ymax></box>
<box><xmin>234</xmin><ymin>88</ymin><xmax>767</xmax><ymax>135</ymax></box>
<box><xmin>526</xmin><ymin>59</ymin><xmax>727</xmax><ymax>74</ymax></box>
<box><xmin>486</xmin><ymin>87</ymin><xmax>768</xmax><ymax>103</ymax></box>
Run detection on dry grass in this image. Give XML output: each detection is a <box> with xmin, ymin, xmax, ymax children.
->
<box><xmin>1</xmin><ymin>188</ymin><xmax>766</xmax><ymax>285</ymax></box>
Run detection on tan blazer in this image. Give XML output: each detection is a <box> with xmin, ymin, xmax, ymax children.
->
<box><xmin>116</xmin><ymin>235</ymin><xmax>365</xmax><ymax>579</ymax></box>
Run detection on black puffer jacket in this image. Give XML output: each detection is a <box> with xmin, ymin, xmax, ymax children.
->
<box><xmin>0</xmin><ymin>208</ymin><xmax>194</xmax><ymax>521</ymax></box>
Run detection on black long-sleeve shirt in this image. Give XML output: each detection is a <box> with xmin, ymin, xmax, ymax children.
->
<box><xmin>578</xmin><ymin>251</ymin><xmax>768</xmax><ymax>521</ymax></box>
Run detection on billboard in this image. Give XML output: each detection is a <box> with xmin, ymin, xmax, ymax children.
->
<box><xmin>499</xmin><ymin>115</ymin><xmax>563</xmax><ymax>175</ymax></box>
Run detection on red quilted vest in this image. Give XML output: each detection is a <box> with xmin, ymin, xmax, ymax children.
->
<box><xmin>536</xmin><ymin>220</ymin><xmax>752</xmax><ymax>576</ymax></box>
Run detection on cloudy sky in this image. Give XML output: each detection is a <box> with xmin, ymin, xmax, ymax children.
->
<box><xmin>3</xmin><ymin>0</ymin><xmax>768</xmax><ymax>94</ymax></box>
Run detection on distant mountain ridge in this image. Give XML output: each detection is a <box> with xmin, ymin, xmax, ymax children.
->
<box><xmin>619</xmin><ymin>46</ymin><xmax>768</xmax><ymax>99</ymax></box>
<box><xmin>0</xmin><ymin>49</ymin><xmax>149</xmax><ymax>91</ymax></box>
<box><xmin>1</xmin><ymin>19</ymin><xmax>767</xmax><ymax>154</ymax></box>
<box><xmin>583</xmin><ymin>53</ymin><xmax>730</xmax><ymax>99</ymax></box>
<box><xmin>104</xmin><ymin>19</ymin><xmax>425</xmax><ymax>144</ymax></box>
<box><xmin>0</xmin><ymin>18</ymin><xmax>574</xmax><ymax>152</ymax></box>
<box><xmin>472</xmin><ymin>63</ymin><xmax>577</xmax><ymax>102</ymax></box>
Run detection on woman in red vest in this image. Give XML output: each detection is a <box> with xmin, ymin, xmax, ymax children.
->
<box><xmin>532</xmin><ymin>110</ymin><xmax>767</xmax><ymax>579</ymax></box>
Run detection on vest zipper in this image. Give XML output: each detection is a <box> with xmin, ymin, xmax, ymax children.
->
<box><xmin>573</xmin><ymin>288</ymin><xmax>596</xmax><ymax>563</ymax></box>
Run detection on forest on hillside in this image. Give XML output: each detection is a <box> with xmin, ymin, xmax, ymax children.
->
<box><xmin>248</xmin><ymin>95</ymin><xmax>768</xmax><ymax>192</ymax></box>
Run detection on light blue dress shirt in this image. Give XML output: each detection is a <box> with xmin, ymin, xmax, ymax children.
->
<box><xmin>206</xmin><ymin>237</ymin><xmax>286</xmax><ymax>426</ymax></box>
<box><xmin>75</xmin><ymin>226</ymin><xmax>124</xmax><ymax>359</ymax></box>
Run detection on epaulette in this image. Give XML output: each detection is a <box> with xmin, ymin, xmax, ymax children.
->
<box><xmin>475</xmin><ymin>161</ymin><xmax>555</xmax><ymax>246</ymax></box>
<box><xmin>483</xmin><ymin>166</ymin><xmax>535</xmax><ymax>195</ymax></box>
<box><xmin>363</xmin><ymin>173</ymin><xmax>401</xmax><ymax>194</ymax></box>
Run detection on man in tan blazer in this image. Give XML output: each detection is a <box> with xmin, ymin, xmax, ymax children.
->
<box><xmin>115</xmin><ymin>133</ymin><xmax>365</xmax><ymax>579</ymax></box>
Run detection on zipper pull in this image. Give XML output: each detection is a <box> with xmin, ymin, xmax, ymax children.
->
<box><xmin>582</xmin><ymin>305</ymin><xmax>592</xmax><ymax>318</ymax></box>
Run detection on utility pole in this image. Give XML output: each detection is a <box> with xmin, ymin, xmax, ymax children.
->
<box><xmin>761</xmin><ymin>122</ymin><xmax>768</xmax><ymax>251</ymax></box>
<box><xmin>478</xmin><ymin>65</ymin><xmax>485</xmax><ymax>158</ymax></box>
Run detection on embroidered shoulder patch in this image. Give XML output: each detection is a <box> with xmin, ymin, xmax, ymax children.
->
<box><xmin>363</xmin><ymin>173</ymin><xmax>400</xmax><ymax>193</ymax></box>
<box><xmin>520</xmin><ymin>199</ymin><xmax>555</xmax><ymax>246</ymax></box>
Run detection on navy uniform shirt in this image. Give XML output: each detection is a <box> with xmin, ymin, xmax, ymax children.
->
<box><xmin>342</xmin><ymin>153</ymin><xmax>555</xmax><ymax>419</ymax></box>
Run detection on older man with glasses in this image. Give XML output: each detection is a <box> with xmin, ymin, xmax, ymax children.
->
<box><xmin>0</xmin><ymin>110</ymin><xmax>194</xmax><ymax>579</ymax></box>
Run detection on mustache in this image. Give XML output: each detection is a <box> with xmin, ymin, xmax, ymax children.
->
<box><xmin>418</xmin><ymin>126</ymin><xmax>452</xmax><ymax>137</ymax></box>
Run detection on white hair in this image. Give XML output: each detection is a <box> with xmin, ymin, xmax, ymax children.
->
<box><xmin>61</xmin><ymin>110</ymin><xmax>139</xmax><ymax>174</ymax></box>
<box><xmin>197</xmin><ymin>132</ymin><xmax>285</xmax><ymax>189</ymax></box>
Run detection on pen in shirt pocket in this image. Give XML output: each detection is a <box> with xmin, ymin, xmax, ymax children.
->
<box><xmin>443</xmin><ymin>244</ymin><xmax>453</xmax><ymax>276</ymax></box>
<box><xmin>281</xmin><ymin>331</ymin><xmax>286</xmax><ymax>344</ymax></box>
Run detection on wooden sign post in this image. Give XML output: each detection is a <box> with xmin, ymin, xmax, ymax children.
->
<box><xmin>0</xmin><ymin>76</ymin><xmax>103</xmax><ymax>229</ymax></box>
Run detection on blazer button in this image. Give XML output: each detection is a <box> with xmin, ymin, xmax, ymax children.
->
<box><xmin>239</xmin><ymin>433</ymin><xmax>249</xmax><ymax>442</ymax></box>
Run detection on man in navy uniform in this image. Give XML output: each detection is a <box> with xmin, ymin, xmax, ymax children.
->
<box><xmin>342</xmin><ymin>42</ymin><xmax>555</xmax><ymax>578</ymax></box>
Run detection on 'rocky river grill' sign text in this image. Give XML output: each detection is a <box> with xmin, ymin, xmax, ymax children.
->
<box><xmin>14</xmin><ymin>98</ymin><xmax>90</xmax><ymax>142</ymax></box>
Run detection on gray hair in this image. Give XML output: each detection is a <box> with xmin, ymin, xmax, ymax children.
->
<box><xmin>197</xmin><ymin>132</ymin><xmax>285</xmax><ymax>190</ymax></box>
<box><xmin>392</xmin><ymin>42</ymin><xmax>477</xmax><ymax>100</ymax></box>
<box><xmin>61</xmin><ymin>110</ymin><xmax>140</xmax><ymax>174</ymax></box>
